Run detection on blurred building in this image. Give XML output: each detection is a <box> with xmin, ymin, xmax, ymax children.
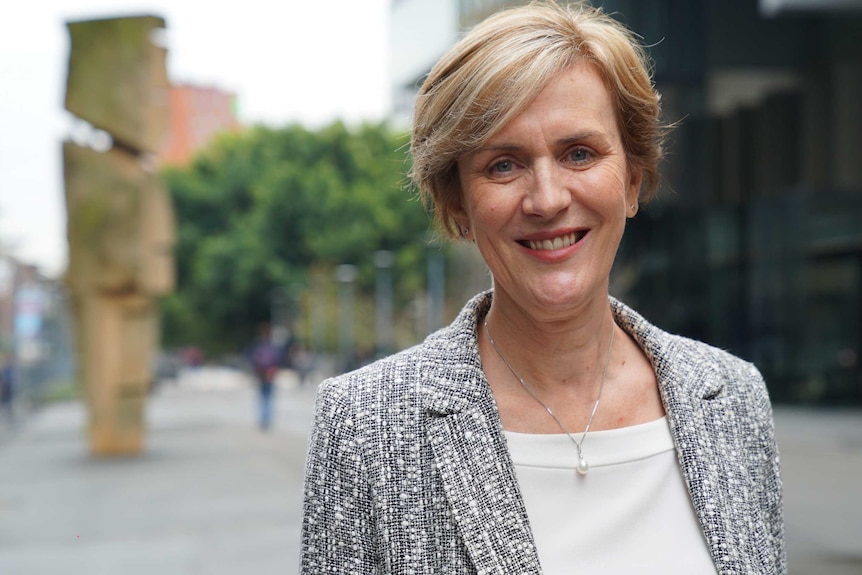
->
<box><xmin>389</xmin><ymin>0</ymin><xmax>862</xmax><ymax>404</ymax></box>
<box><xmin>0</xmin><ymin>254</ymin><xmax>17</xmax><ymax>353</ymax></box>
<box><xmin>0</xmin><ymin>258</ymin><xmax>49</xmax><ymax>361</ymax></box>
<box><xmin>0</xmin><ymin>254</ymin><xmax>74</xmax><ymax>403</ymax></box>
<box><xmin>604</xmin><ymin>0</ymin><xmax>862</xmax><ymax>406</ymax></box>
<box><xmin>390</xmin><ymin>0</ymin><xmax>460</xmax><ymax>126</ymax></box>
<box><xmin>158</xmin><ymin>83</ymin><xmax>241</xmax><ymax>166</ymax></box>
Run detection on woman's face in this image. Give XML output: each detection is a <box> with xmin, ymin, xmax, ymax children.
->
<box><xmin>456</xmin><ymin>61</ymin><xmax>641</xmax><ymax>321</ymax></box>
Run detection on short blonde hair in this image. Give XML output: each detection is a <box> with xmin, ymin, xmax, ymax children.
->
<box><xmin>410</xmin><ymin>1</ymin><xmax>667</xmax><ymax>239</ymax></box>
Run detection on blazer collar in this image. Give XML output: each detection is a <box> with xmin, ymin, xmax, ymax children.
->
<box><xmin>419</xmin><ymin>291</ymin><xmax>725</xmax><ymax>412</ymax></box>
<box><xmin>418</xmin><ymin>291</ymin><xmax>491</xmax><ymax>416</ymax></box>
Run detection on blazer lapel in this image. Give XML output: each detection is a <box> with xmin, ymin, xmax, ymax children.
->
<box><xmin>660</xmin><ymin>358</ymin><xmax>775</xmax><ymax>573</ymax></box>
<box><xmin>418</xmin><ymin>293</ymin><xmax>542</xmax><ymax>575</ymax></box>
<box><xmin>611</xmin><ymin>298</ymin><xmax>773</xmax><ymax>574</ymax></box>
<box><xmin>425</xmin><ymin>397</ymin><xmax>542</xmax><ymax>575</ymax></box>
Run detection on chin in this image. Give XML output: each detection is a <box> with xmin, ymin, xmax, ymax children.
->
<box><xmin>525</xmin><ymin>281</ymin><xmax>598</xmax><ymax>315</ymax></box>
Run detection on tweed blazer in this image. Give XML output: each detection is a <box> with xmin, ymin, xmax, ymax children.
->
<box><xmin>301</xmin><ymin>291</ymin><xmax>785</xmax><ymax>574</ymax></box>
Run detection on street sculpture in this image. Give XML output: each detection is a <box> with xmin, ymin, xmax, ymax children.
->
<box><xmin>63</xmin><ymin>16</ymin><xmax>176</xmax><ymax>455</ymax></box>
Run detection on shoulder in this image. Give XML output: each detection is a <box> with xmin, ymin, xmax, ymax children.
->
<box><xmin>658</xmin><ymin>332</ymin><xmax>772</xmax><ymax>422</ymax></box>
<box><xmin>613</xmin><ymin>296</ymin><xmax>759</xmax><ymax>374</ymax></box>
<box><xmin>315</xmin><ymin>343</ymin><xmax>427</xmax><ymax>409</ymax></box>
<box><xmin>313</xmin><ymin>290</ymin><xmax>491</xmax><ymax>420</ymax></box>
<box><xmin>612</xmin><ymin>297</ymin><xmax>770</xmax><ymax>406</ymax></box>
<box><xmin>672</xmin><ymin>334</ymin><xmax>766</xmax><ymax>395</ymax></box>
<box><xmin>305</xmin><ymin>346</ymin><xmax>432</xmax><ymax>472</ymax></box>
<box><xmin>664</xmin><ymin>329</ymin><xmax>761</xmax><ymax>377</ymax></box>
<box><xmin>665</xmin><ymin>332</ymin><xmax>768</xmax><ymax>407</ymax></box>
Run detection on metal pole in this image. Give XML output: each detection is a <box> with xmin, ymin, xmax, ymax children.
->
<box><xmin>374</xmin><ymin>250</ymin><xmax>394</xmax><ymax>358</ymax></box>
<box><xmin>427</xmin><ymin>247</ymin><xmax>445</xmax><ymax>334</ymax></box>
<box><xmin>270</xmin><ymin>287</ymin><xmax>288</xmax><ymax>347</ymax></box>
<box><xmin>310</xmin><ymin>282</ymin><xmax>326</xmax><ymax>355</ymax></box>
<box><xmin>335</xmin><ymin>264</ymin><xmax>357</xmax><ymax>372</ymax></box>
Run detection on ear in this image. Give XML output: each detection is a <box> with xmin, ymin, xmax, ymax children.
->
<box><xmin>625</xmin><ymin>165</ymin><xmax>643</xmax><ymax>217</ymax></box>
<box><xmin>447</xmin><ymin>176</ymin><xmax>471</xmax><ymax>237</ymax></box>
<box><xmin>452</xmin><ymin>201</ymin><xmax>469</xmax><ymax>228</ymax></box>
<box><xmin>451</xmin><ymin>207</ymin><xmax>471</xmax><ymax>239</ymax></box>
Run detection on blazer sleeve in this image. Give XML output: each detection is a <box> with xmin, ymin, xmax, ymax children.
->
<box><xmin>300</xmin><ymin>379</ymin><xmax>381</xmax><ymax>574</ymax></box>
<box><xmin>749</xmin><ymin>365</ymin><xmax>787</xmax><ymax>574</ymax></box>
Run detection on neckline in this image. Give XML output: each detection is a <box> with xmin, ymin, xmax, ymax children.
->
<box><xmin>503</xmin><ymin>416</ymin><xmax>674</xmax><ymax>469</ymax></box>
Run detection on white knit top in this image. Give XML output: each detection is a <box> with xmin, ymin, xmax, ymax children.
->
<box><xmin>504</xmin><ymin>416</ymin><xmax>717</xmax><ymax>574</ymax></box>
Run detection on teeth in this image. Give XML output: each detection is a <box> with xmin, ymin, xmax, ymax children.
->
<box><xmin>527</xmin><ymin>232</ymin><xmax>582</xmax><ymax>251</ymax></box>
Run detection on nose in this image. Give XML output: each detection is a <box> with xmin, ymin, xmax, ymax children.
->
<box><xmin>522</xmin><ymin>161</ymin><xmax>570</xmax><ymax>218</ymax></box>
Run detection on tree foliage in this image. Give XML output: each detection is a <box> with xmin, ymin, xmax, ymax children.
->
<box><xmin>160</xmin><ymin>121</ymin><xmax>433</xmax><ymax>354</ymax></box>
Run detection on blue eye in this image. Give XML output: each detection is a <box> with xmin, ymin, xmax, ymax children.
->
<box><xmin>569</xmin><ymin>148</ymin><xmax>591</xmax><ymax>163</ymax></box>
<box><xmin>492</xmin><ymin>160</ymin><xmax>514</xmax><ymax>173</ymax></box>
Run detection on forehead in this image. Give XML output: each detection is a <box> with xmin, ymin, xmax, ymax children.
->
<box><xmin>483</xmin><ymin>61</ymin><xmax>620</xmax><ymax>147</ymax></box>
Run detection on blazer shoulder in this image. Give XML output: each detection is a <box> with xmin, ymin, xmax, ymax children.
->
<box><xmin>671</xmin><ymin>334</ymin><xmax>771</xmax><ymax>404</ymax></box>
<box><xmin>316</xmin><ymin>342</ymin><xmax>429</xmax><ymax>406</ymax></box>
<box><xmin>675</xmin><ymin>335</ymin><xmax>761</xmax><ymax>378</ymax></box>
<box><xmin>614</xmin><ymin>299</ymin><xmax>761</xmax><ymax>382</ymax></box>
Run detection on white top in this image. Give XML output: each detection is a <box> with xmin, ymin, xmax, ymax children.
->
<box><xmin>504</xmin><ymin>417</ymin><xmax>717</xmax><ymax>574</ymax></box>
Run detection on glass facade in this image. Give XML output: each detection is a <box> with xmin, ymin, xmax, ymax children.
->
<box><xmin>616</xmin><ymin>2</ymin><xmax>862</xmax><ymax>405</ymax></box>
<box><xmin>452</xmin><ymin>0</ymin><xmax>862</xmax><ymax>404</ymax></box>
<box><xmin>617</xmin><ymin>189</ymin><xmax>862</xmax><ymax>405</ymax></box>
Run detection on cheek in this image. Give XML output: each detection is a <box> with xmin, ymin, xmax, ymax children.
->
<box><xmin>582</xmin><ymin>165</ymin><xmax>630</xmax><ymax>207</ymax></box>
<box><xmin>476</xmin><ymin>198</ymin><xmax>519</xmax><ymax>233</ymax></box>
<box><xmin>593</xmin><ymin>162</ymin><xmax>629</xmax><ymax>189</ymax></box>
<box><xmin>468</xmin><ymin>187</ymin><xmax>503</xmax><ymax>219</ymax></box>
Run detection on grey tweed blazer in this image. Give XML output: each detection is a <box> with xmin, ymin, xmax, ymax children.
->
<box><xmin>301</xmin><ymin>291</ymin><xmax>786</xmax><ymax>574</ymax></box>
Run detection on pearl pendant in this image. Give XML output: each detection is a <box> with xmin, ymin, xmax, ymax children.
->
<box><xmin>577</xmin><ymin>456</ymin><xmax>589</xmax><ymax>475</ymax></box>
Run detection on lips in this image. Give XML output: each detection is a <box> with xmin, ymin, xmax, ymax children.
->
<box><xmin>519</xmin><ymin>230</ymin><xmax>587</xmax><ymax>251</ymax></box>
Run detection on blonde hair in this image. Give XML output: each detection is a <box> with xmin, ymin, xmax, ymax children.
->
<box><xmin>410</xmin><ymin>1</ymin><xmax>667</xmax><ymax>239</ymax></box>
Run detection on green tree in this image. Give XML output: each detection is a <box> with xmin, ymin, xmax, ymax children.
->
<box><xmin>161</xmin><ymin>121</ymin><xmax>433</xmax><ymax>355</ymax></box>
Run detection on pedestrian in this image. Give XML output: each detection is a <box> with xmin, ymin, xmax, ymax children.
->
<box><xmin>289</xmin><ymin>342</ymin><xmax>315</xmax><ymax>388</ymax></box>
<box><xmin>300</xmin><ymin>2</ymin><xmax>785</xmax><ymax>573</ymax></box>
<box><xmin>0</xmin><ymin>353</ymin><xmax>14</xmax><ymax>420</ymax></box>
<box><xmin>248</xmin><ymin>324</ymin><xmax>281</xmax><ymax>431</ymax></box>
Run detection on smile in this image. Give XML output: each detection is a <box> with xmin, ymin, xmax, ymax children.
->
<box><xmin>521</xmin><ymin>230</ymin><xmax>586</xmax><ymax>251</ymax></box>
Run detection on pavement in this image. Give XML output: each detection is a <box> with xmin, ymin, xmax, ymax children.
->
<box><xmin>1</xmin><ymin>366</ymin><xmax>861</xmax><ymax>574</ymax></box>
<box><xmin>0</xmin><ymin>367</ymin><xmax>316</xmax><ymax>575</ymax></box>
<box><xmin>774</xmin><ymin>407</ymin><xmax>862</xmax><ymax>574</ymax></box>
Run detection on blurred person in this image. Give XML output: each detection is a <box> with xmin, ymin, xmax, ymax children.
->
<box><xmin>248</xmin><ymin>324</ymin><xmax>282</xmax><ymax>431</ymax></box>
<box><xmin>181</xmin><ymin>346</ymin><xmax>204</xmax><ymax>369</ymax></box>
<box><xmin>300</xmin><ymin>2</ymin><xmax>784</xmax><ymax>573</ymax></box>
<box><xmin>0</xmin><ymin>352</ymin><xmax>14</xmax><ymax>419</ymax></box>
<box><xmin>289</xmin><ymin>342</ymin><xmax>315</xmax><ymax>387</ymax></box>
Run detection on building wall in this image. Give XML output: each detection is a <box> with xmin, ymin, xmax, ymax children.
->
<box><xmin>459</xmin><ymin>0</ymin><xmax>525</xmax><ymax>26</ymax></box>
<box><xmin>0</xmin><ymin>256</ymin><xmax>16</xmax><ymax>353</ymax></box>
<box><xmin>390</xmin><ymin>0</ymin><xmax>459</xmax><ymax>126</ymax></box>
<box><xmin>158</xmin><ymin>84</ymin><xmax>241</xmax><ymax>167</ymax></box>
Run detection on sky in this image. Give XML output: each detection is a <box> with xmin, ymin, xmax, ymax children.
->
<box><xmin>0</xmin><ymin>0</ymin><xmax>391</xmax><ymax>277</ymax></box>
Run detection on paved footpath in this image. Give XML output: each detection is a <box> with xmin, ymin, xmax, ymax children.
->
<box><xmin>774</xmin><ymin>407</ymin><xmax>862</xmax><ymax>575</ymax></box>
<box><xmin>0</xmin><ymin>367</ymin><xmax>315</xmax><ymax>575</ymax></box>
<box><xmin>1</xmin><ymin>366</ymin><xmax>861</xmax><ymax>574</ymax></box>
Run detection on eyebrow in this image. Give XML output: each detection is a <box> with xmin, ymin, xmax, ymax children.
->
<box><xmin>558</xmin><ymin>131</ymin><xmax>606</xmax><ymax>146</ymax></box>
<box><xmin>473</xmin><ymin>131</ymin><xmax>607</xmax><ymax>155</ymax></box>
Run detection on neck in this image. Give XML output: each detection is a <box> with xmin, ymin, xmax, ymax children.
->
<box><xmin>481</xmin><ymin>289</ymin><xmax>616</xmax><ymax>395</ymax></box>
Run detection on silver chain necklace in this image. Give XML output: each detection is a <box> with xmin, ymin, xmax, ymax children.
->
<box><xmin>484</xmin><ymin>316</ymin><xmax>615</xmax><ymax>476</ymax></box>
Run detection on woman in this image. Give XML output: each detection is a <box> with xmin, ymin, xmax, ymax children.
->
<box><xmin>301</xmin><ymin>3</ymin><xmax>785</xmax><ymax>574</ymax></box>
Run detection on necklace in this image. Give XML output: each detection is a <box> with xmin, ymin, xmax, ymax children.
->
<box><xmin>484</xmin><ymin>316</ymin><xmax>615</xmax><ymax>476</ymax></box>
